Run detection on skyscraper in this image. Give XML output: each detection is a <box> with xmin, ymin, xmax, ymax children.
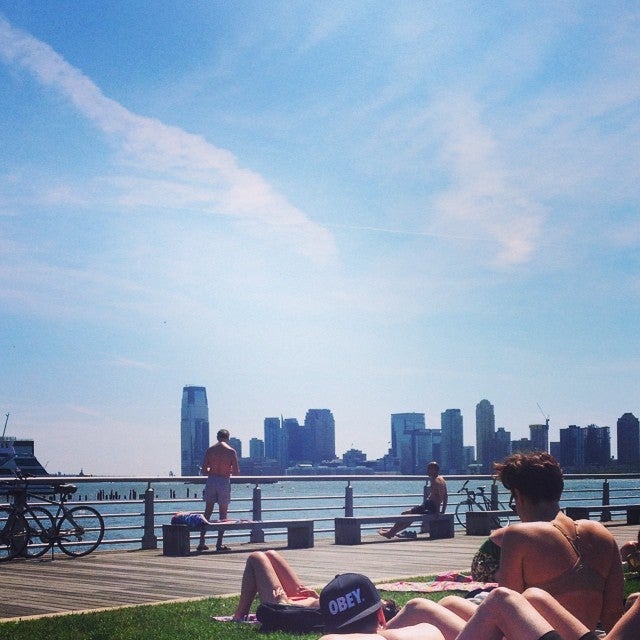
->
<box><xmin>391</xmin><ymin>413</ymin><xmax>427</xmax><ymax>474</ymax></box>
<box><xmin>304</xmin><ymin>409</ymin><xmax>336</xmax><ymax>463</ymax></box>
<box><xmin>441</xmin><ymin>409</ymin><xmax>464</xmax><ymax>473</ymax></box>
<box><xmin>617</xmin><ymin>413</ymin><xmax>640</xmax><ymax>466</ymax></box>
<box><xmin>530</xmin><ymin>423</ymin><xmax>549</xmax><ymax>452</ymax></box>
<box><xmin>475</xmin><ymin>399</ymin><xmax>495</xmax><ymax>472</ymax></box>
<box><xmin>264</xmin><ymin>417</ymin><xmax>281</xmax><ymax>460</ymax></box>
<box><xmin>180</xmin><ymin>385</ymin><xmax>209</xmax><ymax>476</ymax></box>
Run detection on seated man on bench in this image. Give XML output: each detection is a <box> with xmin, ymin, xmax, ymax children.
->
<box><xmin>379</xmin><ymin>461</ymin><xmax>448</xmax><ymax>539</ymax></box>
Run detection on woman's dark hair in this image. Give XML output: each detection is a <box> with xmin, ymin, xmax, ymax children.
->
<box><xmin>493</xmin><ymin>451</ymin><xmax>564</xmax><ymax>504</ymax></box>
<box><xmin>381</xmin><ymin>598</ymin><xmax>398</xmax><ymax>622</ymax></box>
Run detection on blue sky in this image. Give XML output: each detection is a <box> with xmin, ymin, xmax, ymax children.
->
<box><xmin>1</xmin><ymin>2</ymin><xmax>638</xmax><ymax>475</ymax></box>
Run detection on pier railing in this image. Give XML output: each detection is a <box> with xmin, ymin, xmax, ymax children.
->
<box><xmin>2</xmin><ymin>473</ymin><xmax>639</xmax><ymax>552</ymax></box>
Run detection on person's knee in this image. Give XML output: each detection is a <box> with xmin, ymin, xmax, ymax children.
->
<box><xmin>522</xmin><ymin>587</ymin><xmax>551</xmax><ymax>608</ymax></box>
<box><xmin>403</xmin><ymin>598</ymin><xmax>440</xmax><ymax>615</ymax></box>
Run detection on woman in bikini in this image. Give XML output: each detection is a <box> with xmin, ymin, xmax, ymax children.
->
<box><xmin>439</xmin><ymin>452</ymin><xmax>624</xmax><ymax>634</ymax></box>
<box><xmin>232</xmin><ymin>550</ymin><xmax>320</xmax><ymax>621</ymax></box>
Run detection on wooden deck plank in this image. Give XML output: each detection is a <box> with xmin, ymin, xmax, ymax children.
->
<box><xmin>0</xmin><ymin>523</ymin><xmax>635</xmax><ymax>622</ymax></box>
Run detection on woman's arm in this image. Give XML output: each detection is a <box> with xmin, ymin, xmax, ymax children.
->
<box><xmin>600</xmin><ymin>538</ymin><xmax>625</xmax><ymax>632</ymax></box>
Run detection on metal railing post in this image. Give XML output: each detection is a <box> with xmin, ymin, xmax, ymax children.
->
<box><xmin>345</xmin><ymin>482</ymin><xmax>353</xmax><ymax>516</ymax></box>
<box><xmin>491</xmin><ymin>480</ymin><xmax>499</xmax><ymax>510</ymax></box>
<box><xmin>141</xmin><ymin>483</ymin><xmax>158</xmax><ymax>549</ymax></box>
<box><xmin>250</xmin><ymin>484</ymin><xmax>264</xmax><ymax>543</ymax></box>
<box><xmin>601</xmin><ymin>479</ymin><xmax>611</xmax><ymax>522</ymax></box>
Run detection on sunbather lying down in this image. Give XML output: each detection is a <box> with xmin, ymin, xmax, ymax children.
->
<box><xmin>320</xmin><ymin>586</ymin><xmax>640</xmax><ymax>640</ymax></box>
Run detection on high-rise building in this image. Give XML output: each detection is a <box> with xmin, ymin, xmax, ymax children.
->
<box><xmin>283</xmin><ymin>418</ymin><xmax>305</xmax><ymax>465</ymax></box>
<box><xmin>264</xmin><ymin>417</ymin><xmax>282</xmax><ymax>460</ymax></box>
<box><xmin>493</xmin><ymin>427</ymin><xmax>511</xmax><ymax>462</ymax></box>
<box><xmin>249</xmin><ymin>437</ymin><xmax>264</xmax><ymax>459</ymax></box>
<box><xmin>441</xmin><ymin>409</ymin><xmax>464</xmax><ymax>473</ymax></box>
<box><xmin>390</xmin><ymin>413</ymin><xmax>430</xmax><ymax>474</ymax></box>
<box><xmin>617</xmin><ymin>413</ymin><xmax>640</xmax><ymax>466</ymax></box>
<box><xmin>559</xmin><ymin>425</ymin><xmax>585</xmax><ymax>470</ymax></box>
<box><xmin>304</xmin><ymin>409</ymin><xmax>336</xmax><ymax>463</ymax></box>
<box><xmin>530</xmin><ymin>423</ymin><xmax>549</xmax><ymax>452</ymax></box>
<box><xmin>584</xmin><ymin>425</ymin><xmax>610</xmax><ymax>466</ymax></box>
<box><xmin>475</xmin><ymin>399</ymin><xmax>495</xmax><ymax>472</ymax></box>
<box><xmin>229</xmin><ymin>436</ymin><xmax>242</xmax><ymax>458</ymax></box>
<box><xmin>180</xmin><ymin>385</ymin><xmax>209</xmax><ymax>476</ymax></box>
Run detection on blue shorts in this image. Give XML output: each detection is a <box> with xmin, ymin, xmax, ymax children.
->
<box><xmin>204</xmin><ymin>475</ymin><xmax>231</xmax><ymax>507</ymax></box>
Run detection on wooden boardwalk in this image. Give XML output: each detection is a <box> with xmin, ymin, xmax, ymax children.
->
<box><xmin>0</xmin><ymin>523</ymin><xmax>636</xmax><ymax>622</ymax></box>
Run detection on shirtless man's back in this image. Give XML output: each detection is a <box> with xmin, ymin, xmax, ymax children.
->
<box><xmin>198</xmin><ymin>428</ymin><xmax>239</xmax><ymax>551</ymax></box>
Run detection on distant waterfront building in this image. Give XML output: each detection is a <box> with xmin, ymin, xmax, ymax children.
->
<box><xmin>391</xmin><ymin>413</ymin><xmax>426</xmax><ymax>474</ymax></box>
<box><xmin>304</xmin><ymin>409</ymin><xmax>336</xmax><ymax>463</ymax></box>
<box><xmin>511</xmin><ymin>437</ymin><xmax>532</xmax><ymax>453</ymax></box>
<box><xmin>530</xmin><ymin>423</ymin><xmax>549</xmax><ymax>452</ymax></box>
<box><xmin>440</xmin><ymin>409</ymin><xmax>464</xmax><ymax>473</ymax></box>
<box><xmin>493</xmin><ymin>427</ymin><xmax>511</xmax><ymax>462</ymax></box>
<box><xmin>559</xmin><ymin>425</ymin><xmax>585</xmax><ymax>470</ymax></box>
<box><xmin>475</xmin><ymin>399</ymin><xmax>496</xmax><ymax>472</ymax></box>
<box><xmin>284</xmin><ymin>418</ymin><xmax>306</xmax><ymax>464</ymax></box>
<box><xmin>229</xmin><ymin>436</ymin><xmax>242</xmax><ymax>459</ymax></box>
<box><xmin>264</xmin><ymin>417</ymin><xmax>282</xmax><ymax>460</ymax></box>
<box><xmin>180</xmin><ymin>385</ymin><xmax>209</xmax><ymax>476</ymax></box>
<box><xmin>343</xmin><ymin>448</ymin><xmax>367</xmax><ymax>467</ymax></box>
<box><xmin>249</xmin><ymin>437</ymin><xmax>264</xmax><ymax>459</ymax></box>
<box><xmin>617</xmin><ymin>413</ymin><xmax>640</xmax><ymax>465</ymax></box>
<box><xmin>584</xmin><ymin>425</ymin><xmax>610</xmax><ymax>466</ymax></box>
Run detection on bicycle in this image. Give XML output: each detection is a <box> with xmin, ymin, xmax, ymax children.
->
<box><xmin>0</xmin><ymin>471</ymin><xmax>105</xmax><ymax>561</ymax></box>
<box><xmin>454</xmin><ymin>479</ymin><xmax>511</xmax><ymax>530</ymax></box>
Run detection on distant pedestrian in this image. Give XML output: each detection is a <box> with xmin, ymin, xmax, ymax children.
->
<box><xmin>198</xmin><ymin>428</ymin><xmax>239</xmax><ymax>552</ymax></box>
<box><xmin>378</xmin><ymin>461</ymin><xmax>448</xmax><ymax>539</ymax></box>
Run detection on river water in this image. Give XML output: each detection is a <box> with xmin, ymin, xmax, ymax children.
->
<box><xmin>60</xmin><ymin>476</ymin><xmax>640</xmax><ymax>550</ymax></box>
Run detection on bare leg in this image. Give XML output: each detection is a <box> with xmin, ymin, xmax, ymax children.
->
<box><xmin>199</xmin><ymin>500</ymin><xmax>215</xmax><ymax>549</ymax></box>
<box><xmin>264</xmin><ymin>550</ymin><xmax>306</xmax><ymax>595</ymax></box>
<box><xmin>216</xmin><ymin>502</ymin><xmax>228</xmax><ymax>549</ymax></box>
<box><xmin>232</xmin><ymin>551</ymin><xmax>288</xmax><ymax>619</ymax></box>
<box><xmin>379</xmin><ymin>510</ymin><xmax>413</xmax><ymax>538</ymax></box>
<box><xmin>437</xmin><ymin>594</ymin><xmax>478</xmax><ymax>621</ymax></box>
<box><xmin>523</xmin><ymin>588</ymin><xmax>592</xmax><ymax>640</ymax></box>
<box><xmin>456</xmin><ymin>587</ymin><xmax>555</xmax><ymax>640</ymax></box>
<box><xmin>607</xmin><ymin>593</ymin><xmax>640</xmax><ymax>640</ymax></box>
<box><xmin>385</xmin><ymin>597</ymin><xmax>465</xmax><ymax>640</ymax></box>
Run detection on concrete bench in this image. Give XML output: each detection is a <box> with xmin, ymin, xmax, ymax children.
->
<box><xmin>162</xmin><ymin>518</ymin><xmax>314</xmax><ymax>556</ymax></box>
<box><xmin>334</xmin><ymin>513</ymin><xmax>454</xmax><ymax>545</ymax></box>
<box><xmin>465</xmin><ymin>509</ymin><xmax>516</xmax><ymax>536</ymax></box>
<box><xmin>565</xmin><ymin>504</ymin><xmax>640</xmax><ymax>525</ymax></box>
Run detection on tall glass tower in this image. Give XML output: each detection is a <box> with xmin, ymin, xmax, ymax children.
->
<box><xmin>441</xmin><ymin>409</ymin><xmax>464</xmax><ymax>473</ymax></box>
<box><xmin>180</xmin><ymin>386</ymin><xmax>210</xmax><ymax>476</ymax></box>
<box><xmin>475</xmin><ymin>399</ymin><xmax>495</xmax><ymax>473</ymax></box>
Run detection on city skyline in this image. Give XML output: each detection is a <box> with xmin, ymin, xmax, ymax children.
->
<box><xmin>2</xmin><ymin>5</ymin><xmax>639</xmax><ymax>475</ymax></box>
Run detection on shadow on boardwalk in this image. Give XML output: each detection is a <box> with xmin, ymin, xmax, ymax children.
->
<box><xmin>1</xmin><ymin>524</ymin><xmax>636</xmax><ymax>622</ymax></box>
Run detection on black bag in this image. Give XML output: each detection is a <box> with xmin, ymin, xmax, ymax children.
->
<box><xmin>256</xmin><ymin>603</ymin><xmax>324</xmax><ymax>633</ymax></box>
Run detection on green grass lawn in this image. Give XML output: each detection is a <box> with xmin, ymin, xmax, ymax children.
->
<box><xmin>2</xmin><ymin>574</ymin><xmax>638</xmax><ymax>640</ymax></box>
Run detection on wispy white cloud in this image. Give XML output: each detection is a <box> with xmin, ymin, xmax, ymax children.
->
<box><xmin>431</xmin><ymin>93</ymin><xmax>544</xmax><ymax>267</ymax></box>
<box><xmin>0</xmin><ymin>16</ymin><xmax>335</xmax><ymax>264</ymax></box>
<box><xmin>106</xmin><ymin>357</ymin><xmax>158</xmax><ymax>372</ymax></box>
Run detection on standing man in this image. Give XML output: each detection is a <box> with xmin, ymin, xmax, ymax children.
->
<box><xmin>198</xmin><ymin>428</ymin><xmax>239</xmax><ymax>552</ymax></box>
<box><xmin>379</xmin><ymin>461</ymin><xmax>448</xmax><ymax>539</ymax></box>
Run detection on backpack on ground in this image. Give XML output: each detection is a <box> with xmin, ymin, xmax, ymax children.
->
<box><xmin>256</xmin><ymin>603</ymin><xmax>324</xmax><ymax>633</ymax></box>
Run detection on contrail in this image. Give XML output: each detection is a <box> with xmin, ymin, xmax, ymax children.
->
<box><xmin>325</xmin><ymin>223</ymin><xmax>478</xmax><ymax>241</ymax></box>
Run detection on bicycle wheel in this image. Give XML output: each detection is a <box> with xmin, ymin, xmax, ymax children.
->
<box><xmin>455</xmin><ymin>500</ymin><xmax>474</xmax><ymax>529</ymax></box>
<box><xmin>56</xmin><ymin>506</ymin><xmax>105</xmax><ymax>557</ymax></box>
<box><xmin>23</xmin><ymin>506</ymin><xmax>56</xmax><ymax>558</ymax></box>
<box><xmin>0</xmin><ymin>507</ymin><xmax>28</xmax><ymax>561</ymax></box>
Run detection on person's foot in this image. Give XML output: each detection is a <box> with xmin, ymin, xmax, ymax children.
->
<box><xmin>378</xmin><ymin>529</ymin><xmax>394</xmax><ymax>539</ymax></box>
<box><xmin>196</xmin><ymin>543</ymin><xmax>208</xmax><ymax>551</ymax></box>
<box><xmin>397</xmin><ymin>530</ymin><xmax>417</xmax><ymax>538</ymax></box>
<box><xmin>216</xmin><ymin>544</ymin><xmax>231</xmax><ymax>552</ymax></box>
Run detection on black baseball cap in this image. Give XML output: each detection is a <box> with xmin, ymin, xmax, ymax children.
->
<box><xmin>320</xmin><ymin>573</ymin><xmax>382</xmax><ymax>631</ymax></box>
